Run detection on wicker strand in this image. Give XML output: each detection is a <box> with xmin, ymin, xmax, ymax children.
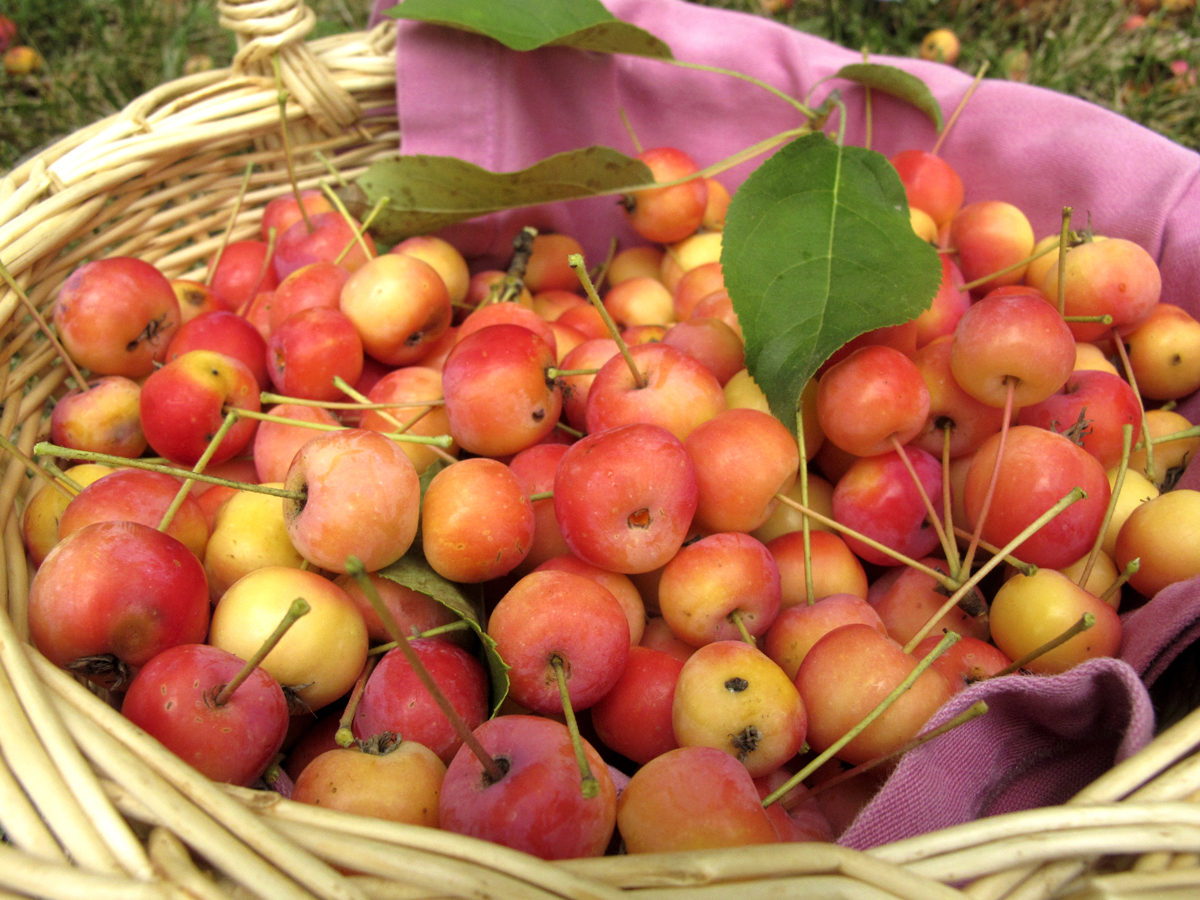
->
<box><xmin>222</xmin><ymin>784</ymin><xmax>631</xmax><ymax>900</ymax></box>
<box><xmin>46</xmin><ymin>702</ymin><xmax>322</xmax><ymax>900</ymax></box>
<box><xmin>0</xmin><ymin>739</ymin><xmax>67</xmax><ymax>864</ymax></box>
<box><xmin>31</xmin><ymin>649</ymin><xmax>371</xmax><ymax>900</ymax></box>
<box><xmin>147</xmin><ymin>828</ymin><xmax>240</xmax><ymax>900</ymax></box>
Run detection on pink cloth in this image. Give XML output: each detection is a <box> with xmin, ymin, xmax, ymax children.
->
<box><xmin>373</xmin><ymin>0</ymin><xmax>1199</xmax><ymax>848</ymax></box>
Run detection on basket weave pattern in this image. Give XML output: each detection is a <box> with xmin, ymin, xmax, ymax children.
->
<box><xmin>2</xmin><ymin>3</ymin><xmax>1200</xmax><ymax>898</ymax></box>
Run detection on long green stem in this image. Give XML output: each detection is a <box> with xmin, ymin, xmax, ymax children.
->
<box><xmin>903</xmin><ymin>487</ymin><xmax>1086</xmax><ymax>654</ymax></box>
<box><xmin>34</xmin><ymin>442</ymin><xmax>303</xmax><ymax>500</ymax></box>
<box><xmin>551</xmin><ymin>656</ymin><xmax>599</xmax><ymax>799</ymax></box>
<box><xmin>801</xmin><ymin>701</ymin><xmax>989</xmax><ymax>803</ymax></box>
<box><xmin>569</xmin><ymin>254</ymin><xmax>644</xmax><ymax>389</ymax></box>
<box><xmin>774</xmin><ymin>492</ymin><xmax>958</xmax><ymax>592</ymax></box>
<box><xmin>665</xmin><ymin>59</ymin><xmax>815</xmax><ymax>118</ymax></box>
<box><xmin>158</xmin><ymin>409</ymin><xmax>238</xmax><ymax>533</ymax></box>
<box><xmin>0</xmin><ymin>431</ymin><xmax>75</xmax><ymax>500</ymax></box>
<box><xmin>991</xmin><ymin>614</ymin><xmax>1094</xmax><ymax>678</ymax></box>
<box><xmin>762</xmin><ymin>631</ymin><xmax>961</xmax><ymax>808</ymax></box>
<box><xmin>1078</xmin><ymin>424</ymin><xmax>1132</xmax><ymax>589</ymax></box>
<box><xmin>214</xmin><ymin>598</ymin><xmax>310</xmax><ymax>706</ymax></box>
<box><xmin>0</xmin><ymin>261</ymin><xmax>89</xmax><ymax>390</ymax></box>
<box><xmin>260</xmin><ymin>392</ymin><xmax>444</xmax><ymax>410</ymax></box>
<box><xmin>346</xmin><ymin>557</ymin><xmax>505</xmax><ymax>784</ymax></box>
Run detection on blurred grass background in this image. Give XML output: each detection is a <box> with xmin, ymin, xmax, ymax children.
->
<box><xmin>1</xmin><ymin>0</ymin><xmax>1197</xmax><ymax>174</ymax></box>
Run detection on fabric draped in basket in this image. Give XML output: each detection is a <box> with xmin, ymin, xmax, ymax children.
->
<box><xmin>372</xmin><ymin>0</ymin><xmax>1200</xmax><ymax>847</ymax></box>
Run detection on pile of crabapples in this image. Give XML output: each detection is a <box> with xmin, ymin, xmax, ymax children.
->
<box><xmin>19</xmin><ymin>140</ymin><xmax>1200</xmax><ymax>859</ymax></box>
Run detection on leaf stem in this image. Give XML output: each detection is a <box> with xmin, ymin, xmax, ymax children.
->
<box><xmin>664</xmin><ymin>59</ymin><xmax>815</xmax><ymax>119</ymax></box>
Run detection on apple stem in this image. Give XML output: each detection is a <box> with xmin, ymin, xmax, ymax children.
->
<box><xmin>619</xmin><ymin>106</ymin><xmax>644</xmax><ymax>154</ymax></box>
<box><xmin>1101</xmin><ymin>558</ymin><xmax>1140</xmax><ymax>606</ymax></box>
<box><xmin>272</xmin><ymin>57</ymin><xmax>313</xmax><ymax>235</ymax></box>
<box><xmin>345</xmin><ymin>556</ymin><xmax>506</xmax><ymax>785</ymax></box>
<box><xmin>366</xmin><ymin>620</ymin><xmax>473</xmax><ymax>656</ymax></box>
<box><xmin>795</xmin><ymin>403</ymin><xmax>815</xmax><ymax>606</ymax></box>
<box><xmin>158</xmin><ymin>410</ymin><xmax>239</xmax><ymax>533</ymax></box>
<box><xmin>486</xmin><ymin>226</ymin><xmax>538</xmax><ymax>306</ymax></box>
<box><xmin>956</xmin><ymin>239</ymin><xmax>1058</xmax><ymax>292</ymax></box>
<box><xmin>888</xmin><ymin>434</ymin><xmax>955</xmax><ymax>569</ymax></box>
<box><xmin>228</xmin><ymin>406</ymin><xmax>453</xmax><ymax>447</ymax></box>
<box><xmin>773</xmin><ymin>492</ymin><xmax>959</xmax><ymax>592</ymax></box>
<box><xmin>33</xmin><ymin>441</ymin><xmax>305</xmax><ymax>500</ymax></box>
<box><xmin>1055</xmin><ymin>207</ymin><xmax>1073</xmax><ymax>316</ymax></box>
<box><xmin>569</xmin><ymin>253</ymin><xmax>646</xmax><ymax>390</ymax></box>
<box><xmin>904</xmin><ymin>487</ymin><xmax>1085</xmax><ymax>654</ymax></box>
<box><xmin>1077</xmin><ymin>424</ymin><xmax>1133</xmax><ymax>589</ymax></box>
<box><xmin>727</xmin><ymin>609</ymin><xmax>756</xmax><ymax>646</ymax></box>
<box><xmin>40</xmin><ymin>460</ymin><xmax>84</xmax><ymax>494</ymax></box>
<box><xmin>528</xmin><ymin>490</ymin><xmax>553</xmax><ymax>502</ymax></box>
<box><xmin>991</xmin><ymin>613</ymin><xmax>1095</xmax><ymax>679</ymax></box>
<box><xmin>547</xmin><ymin>368</ymin><xmax>600</xmax><ymax>379</ymax></box>
<box><xmin>960</xmin><ymin>377</ymin><xmax>1015</xmax><ymax>578</ymax></box>
<box><xmin>556</xmin><ymin>421</ymin><xmax>584</xmax><ymax>438</ymax></box>
<box><xmin>1112</xmin><ymin>328</ymin><xmax>1156</xmax><ymax>485</ymax></box>
<box><xmin>336</xmin><ymin>654</ymin><xmax>379</xmax><ymax>748</ymax></box>
<box><xmin>941</xmin><ymin>424</ymin><xmax>963</xmax><ymax>578</ymax></box>
<box><xmin>0</xmin><ymin>431</ymin><xmax>76</xmax><ymax>501</ymax></box>
<box><xmin>205</xmin><ymin>162</ymin><xmax>255</xmax><ymax>287</ymax></box>
<box><xmin>549</xmin><ymin>655</ymin><xmax>600</xmax><ymax>800</ymax></box>
<box><xmin>213</xmin><ymin>597</ymin><xmax>311</xmax><ymax>706</ymax></box>
<box><xmin>260</xmin><ymin>391</ymin><xmax>445</xmax><ymax>410</ymax></box>
<box><xmin>930</xmin><ymin>60</ymin><xmax>988</xmax><ymax>157</ymax></box>
<box><xmin>320</xmin><ymin>180</ymin><xmax>375</xmax><ymax>264</ymax></box>
<box><xmin>334</xmin><ymin>194</ymin><xmax>389</xmax><ymax>267</ymax></box>
<box><xmin>762</xmin><ymin>631</ymin><xmax>961</xmax><ymax>808</ymax></box>
<box><xmin>1146</xmin><ymin>425</ymin><xmax>1200</xmax><ymax>445</ymax></box>
<box><xmin>1063</xmin><ymin>315</ymin><xmax>1113</xmax><ymax>325</ymax></box>
<box><xmin>800</xmin><ymin>700</ymin><xmax>989</xmax><ymax>805</ymax></box>
<box><xmin>330</xmin><ymin>376</ymin><xmax>457</xmax><ymax>462</ymax></box>
<box><xmin>950</xmin><ymin>526</ymin><xmax>1037</xmax><ymax>576</ymax></box>
<box><xmin>0</xmin><ymin>261</ymin><xmax>90</xmax><ymax>392</ymax></box>
<box><xmin>313</xmin><ymin>150</ymin><xmax>349</xmax><ymax>187</ymax></box>
<box><xmin>665</xmin><ymin>59</ymin><xmax>816</xmax><ymax>119</ymax></box>
<box><xmin>590</xmin><ymin>235</ymin><xmax>620</xmax><ymax>292</ymax></box>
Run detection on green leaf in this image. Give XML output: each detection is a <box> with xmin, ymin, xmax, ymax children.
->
<box><xmin>350</xmin><ymin>148</ymin><xmax>654</xmax><ymax>245</ymax></box>
<box><xmin>385</xmin><ymin>0</ymin><xmax>672</xmax><ymax>58</ymax></box>
<box><xmin>722</xmin><ymin>132</ymin><xmax>942</xmax><ymax>435</ymax></box>
<box><xmin>377</xmin><ymin>550</ymin><xmax>511</xmax><ymax>716</ymax></box>
<box><xmin>835</xmin><ymin>63</ymin><xmax>944</xmax><ymax>133</ymax></box>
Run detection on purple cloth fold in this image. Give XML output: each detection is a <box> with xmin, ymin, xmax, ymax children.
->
<box><xmin>372</xmin><ymin>0</ymin><xmax>1200</xmax><ymax>848</ymax></box>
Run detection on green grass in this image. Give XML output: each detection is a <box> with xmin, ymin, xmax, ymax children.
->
<box><xmin>698</xmin><ymin>0</ymin><xmax>1200</xmax><ymax>150</ymax></box>
<box><xmin>2</xmin><ymin>0</ymin><xmax>1197</xmax><ymax>174</ymax></box>
<box><xmin>0</xmin><ymin>0</ymin><xmax>376</xmax><ymax>172</ymax></box>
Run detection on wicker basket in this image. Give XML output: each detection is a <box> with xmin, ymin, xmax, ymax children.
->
<box><xmin>3</xmin><ymin>2</ymin><xmax>1200</xmax><ymax>898</ymax></box>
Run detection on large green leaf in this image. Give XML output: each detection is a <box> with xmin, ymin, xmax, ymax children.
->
<box><xmin>385</xmin><ymin>0</ymin><xmax>672</xmax><ymax>58</ymax></box>
<box><xmin>835</xmin><ymin>63</ymin><xmax>944</xmax><ymax>133</ymax></box>
<box><xmin>349</xmin><ymin>148</ymin><xmax>654</xmax><ymax>245</ymax></box>
<box><xmin>377</xmin><ymin>550</ymin><xmax>511</xmax><ymax>716</ymax></box>
<box><xmin>722</xmin><ymin>132</ymin><xmax>942</xmax><ymax>435</ymax></box>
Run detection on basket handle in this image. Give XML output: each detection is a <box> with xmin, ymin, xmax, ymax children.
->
<box><xmin>216</xmin><ymin>0</ymin><xmax>361</xmax><ymax>133</ymax></box>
